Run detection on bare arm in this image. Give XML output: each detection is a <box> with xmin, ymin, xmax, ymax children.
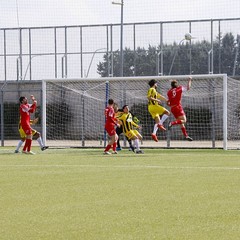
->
<box><xmin>29</xmin><ymin>95</ymin><xmax>37</xmax><ymax>113</ymax></box>
<box><xmin>147</xmin><ymin>93</ymin><xmax>168</xmax><ymax>104</ymax></box>
<box><xmin>187</xmin><ymin>76</ymin><xmax>192</xmax><ymax>90</ymax></box>
<box><xmin>158</xmin><ymin>94</ymin><xmax>168</xmax><ymax>102</ymax></box>
<box><xmin>147</xmin><ymin>95</ymin><xmax>161</xmax><ymax>104</ymax></box>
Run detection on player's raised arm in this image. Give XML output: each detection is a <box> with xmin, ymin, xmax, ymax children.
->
<box><xmin>31</xmin><ymin>95</ymin><xmax>37</xmax><ymax>104</ymax></box>
<box><xmin>187</xmin><ymin>76</ymin><xmax>192</xmax><ymax>90</ymax></box>
<box><xmin>29</xmin><ymin>95</ymin><xmax>37</xmax><ymax>113</ymax></box>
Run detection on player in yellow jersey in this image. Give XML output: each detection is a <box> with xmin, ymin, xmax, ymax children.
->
<box><xmin>147</xmin><ymin>79</ymin><xmax>170</xmax><ymax>142</ymax></box>
<box><xmin>117</xmin><ymin>105</ymin><xmax>144</xmax><ymax>154</ymax></box>
<box><xmin>115</xmin><ymin>108</ymin><xmax>139</xmax><ymax>152</ymax></box>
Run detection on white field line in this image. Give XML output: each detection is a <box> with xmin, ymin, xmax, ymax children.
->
<box><xmin>0</xmin><ymin>164</ymin><xmax>240</xmax><ymax>170</ymax></box>
<box><xmin>1</xmin><ymin>148</ymin><xmax>240</xmax><ymax>157</ymax></box>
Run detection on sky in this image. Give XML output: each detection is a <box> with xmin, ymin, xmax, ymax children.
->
<box><xmin>0</xmin><ymin>0</ymin><xmax>239</xmax><ymax>79</ymax></box>
<box><xmin>0</xmin><ymin>0</ymin><xmax>240</xmax><ymax>28</ymax></box>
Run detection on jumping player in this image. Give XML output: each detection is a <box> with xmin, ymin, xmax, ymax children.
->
<box><xmin>147</xmin><ymin>79</ymin><xmax>170</xmax><ymax>142</ymax></box>
<box><xmin>167</xmin><ymin>76</ymin><xmax>193</xmax><ymax>141</ymax></box>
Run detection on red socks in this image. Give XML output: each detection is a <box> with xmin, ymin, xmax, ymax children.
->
<box><xmin>104</xmin><ymin>142</ymin><xmax>117</xmax><ymax>152</ymax></box>
<box><xmin>112</xmin><ymin>142</ymin><xmax>117</xmax><ymax>152</ymax></box>
<box><xmin>181</xmin><ymin>127</ymin><xmax>188</xmax><ymax>137</ymax></box>
<box><xmin>104</xmin><ymin>144</ymin><xmax>111</xmax><ymax>152</ymax></box>
<box><xmin>171</xmin><ymin>120</ymin><xmax>182</xmax><ymax>125</ymax></box>
<box><xmin>23</xmin><ymin>139</ymin><xmax>32</xmax><ymax>152</ymax></box>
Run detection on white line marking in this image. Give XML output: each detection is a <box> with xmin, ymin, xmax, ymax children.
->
<box><xmin>0</xmin><ymin>165</ymin><xmax>239</xmax><ymax>170</ymax></box>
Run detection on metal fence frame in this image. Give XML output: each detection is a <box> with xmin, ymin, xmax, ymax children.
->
<box><xmin>0</xmin><ymin>17</ymin><xmax>240</xmax><ymax>81</ymax></box>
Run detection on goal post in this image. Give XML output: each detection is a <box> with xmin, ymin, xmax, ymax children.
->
<box><xmin>41</xmin><ymin>74</ymin><xmax>240</xmax><ymax>149</ymax></box>
<box><xmin>223</xmin><ymin>74</ymin><xmax>227</xmax><ymax>150</ymax></box>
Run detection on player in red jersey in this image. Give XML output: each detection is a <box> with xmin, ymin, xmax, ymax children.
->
<box><xmin>19</xmin><ymin>95</ymin><xmax>38</xmax><ymax>154</ymax></box>
<box><xmin>167</xmin><ymin>77</ymin><xmax>193</xmax><ymax>141</ymax></box>
<box><xmin>104</xmin><ymin>99</ymin><xmax>120</xmax><ymax>154</ymax></box>
<box><xmin>14</xmin><ymin>117</ymin><xmax>49</xmax><ymax>153</ymax></box>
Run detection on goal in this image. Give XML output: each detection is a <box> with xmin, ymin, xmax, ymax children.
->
<box><xmin>42</xmin><ymin>74</ymin><xmax>240</xmax><ymax>150</ymax></box>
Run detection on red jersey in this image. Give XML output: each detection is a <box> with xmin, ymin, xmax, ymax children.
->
<box><xmin>105</xmin><ymin>106</ymin><xmax>116</xmax><ymax>127</ymax></box>
<box><xmin>20</xmin><ymin>103</ymin><xmax>36</xmax><ymax>127</ymax></box>
<box><xmin>167</xmin><ymin>86</ymin><xmax>186</xmax><ymax>107</ymax></box>
<box><xmin>105</xmin><ymin>106</ymin><xmax>117</xmax><ymax>136</ymax></box>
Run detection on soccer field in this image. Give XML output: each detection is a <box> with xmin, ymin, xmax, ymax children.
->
<box><xmin>0</xmin><ymin>147</ymin><xmax>240</xmax><ymax>240</ymax></box>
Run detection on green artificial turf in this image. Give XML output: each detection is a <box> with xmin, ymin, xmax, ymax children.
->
<box><xmin>0</xmin><ymin>147</ymin><xmax>240</xmax><ymax>239</ymax></box>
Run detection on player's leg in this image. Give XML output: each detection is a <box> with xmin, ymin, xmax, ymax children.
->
<box><xmin>131</xmin><ymin>131</ymin><xmax>144</xmax><ymax>154</ymax></box>
<box><xmin>22</xmin><ymin>135</ymin><xmax>35</xmax><ymax>154</ymax></box>
<box><xmin>104</xmin><ymin>127</ymin><xmax>118</xmax><ymax>154</ymax></box>
<box><xmin>104</xmin><ymin>134</ymin><xmax>118</xmax><ymax>154</ymax></box>
<box><xmin>128</xmin><ymin>139</ymin><xmax>134</xmax><ymax>151</ymax></box>
<box><xmin>156</xmin><ymin>106</ymin><xmax>168</xmax><ymax>131</ymax></box>
<box><xmin>22</xmin><ymin>127</ymin><xmax>35</xmax><ymax>154</ymax></box>
<box><xmin>148</xmin><ymin>105</ymin><xmax>160</xmax><ymax>142</ymax></box>
<box><xmin>15</xmin><ymin>138</ymin><xmax>25</xmax><ymax>153</ymax></box>
<box><xmin>33</xmin><ymin>129</ymin><xmax>49</xmax><ymax>151</ymax></box>
<box><xmin>127</xmin><ymin>137</ymin><xmax>135</xmax><ymax>152</ymax></box>
<box><xmin>181</xmin><ymin>116</ymin><xmax>193</xmax><ymax>141</ymax></box>
<box><xmin>104</xmin><ymin>135</ymin><xmax>113</xmax><ymax>154</ymax></box>
<box><xmin>104</xmin><ymin>127</ymin><xmax>112</xmax><ymax>154</ymax></box>
<box><xmin>160</xmin><ymin>108</ymin><xmax>170</xmax><ymax>127</ymax></box>
<box><xmin>152</xmin><ymin>115</ymin><xmax>160</xmax><ymax>142</ymax></box>
<box><xmin>15</xmin><ymin>128</ymin><xmax>26</xmax><ymax>153</ymax></box>
<box><xmin>112</xmin><ymin>134</ymin><xmax>118</xmax><ymax>153</ymax></box>
<box><xmin>168</xmin><ymin>106</ymin><xmax>185</xmax><ymax>128</ymax></box>
<box><xmin>116</xmin><ymin>126</ymin><xmax>123</xmax><ymax>151</ymax></box>
<box><xmin>176</xmin><ymin>115</ymin><xmax>193</xmax><ymax>141</ymax></box>
<box><xmin>134</xmin><ymin>138</ymin><xmax>144</xmax><ymax>154</ymax></box>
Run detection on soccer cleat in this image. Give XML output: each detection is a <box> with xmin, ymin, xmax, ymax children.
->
<box><xmin>136</xmin><ymin>150</ymin><xmax>144</xmax><ymax>154</ymax></box>
<box><xmin>14</xmin><ymin>150</ymin><xmax>20</xmax><ymax>153</ymax></box>
<box><xmin>41</xmin><ymin>146</ymin><xmax>49</xmax><ymax>151</ymax></box>
<box><xmin>157</xmin><ymin>124</ymin><xmax>166</xmax><ymax>131</ymax></box>
<box><xmin>129</xmin><ymin>146</ymin><xmax>135</xmax><ymax>152</ymax></box>
<box><xmin>28</xmin><ymin>151</ymin><xmax>36</xmax><ymax>155</ymax></box>
<box><xmin>116</xmin><ymin>147</ymin><xmax>122</xmax><ymax>151</ymax></box>
<box><xmin>104</xmin><ymin>151</ymin><xmax>111</xmax><ymax>155</ymax></box>
<box><xmin>112</xmin><ymin>151</ymin><xmax>118</xmax><ymax>154</ymax></box>
<box><xmin>151</xmin><ymin>133</ymin><xmax>158</xmax><ymax>142</ymax></box>
<box><xmin>186</xmin><ymin>136</ymin><xmax>193</xmax><ymax>141</ymax></box>
<box><xmin>22</xmin><ymin>150</ymin><xmax>36</xmax><ymax>155</ymax></box>
<box><xmin>168</xmin><ymin>122</ymin><xmax>172</xmax><ymax>130</ymax></box>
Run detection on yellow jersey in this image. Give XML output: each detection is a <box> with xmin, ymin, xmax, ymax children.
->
<box><xmin>117</xmin><ymin>112</ymin><xmax>138</xmax><ymax>134</ymax></box>
<box><xmin>147</xmin><ymin>87</ymin><xmax>163</xmax><ymax>105</ymax></box>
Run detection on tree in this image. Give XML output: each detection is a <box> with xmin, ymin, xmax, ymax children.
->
<box><xmin>191</xmin><ymin>40</ymin><xmax>211</xmax><ymax>74</ymax></box>
<box><xmin>97</xmin><ymin>46</ymin><xmax>158</xmax><ymax>77</ymax></box>
<box><xmin>233</xmin><ymin>34</ymin><xmax>240</xmax><ymax>76</ymax></box>
<box><xmin>218</xmin><ymin>32</ymin><xmax>236</xmax><ymax>75</ymax></box>
<box><xmin>97</xmin><ymin>32</ymin><xmax>240</xmax><ymax>77</ymax></box>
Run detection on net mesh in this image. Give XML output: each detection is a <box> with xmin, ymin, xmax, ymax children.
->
<box><xmin>43</xmin><ymin>75</ymin><xmax>240</xmax><ymax>149</ymax></box>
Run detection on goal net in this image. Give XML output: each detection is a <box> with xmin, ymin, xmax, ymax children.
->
<box><xmin>42</xmin><ymin>74</ymin><xmax>240</xmax><ymax>149</ymax></box>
